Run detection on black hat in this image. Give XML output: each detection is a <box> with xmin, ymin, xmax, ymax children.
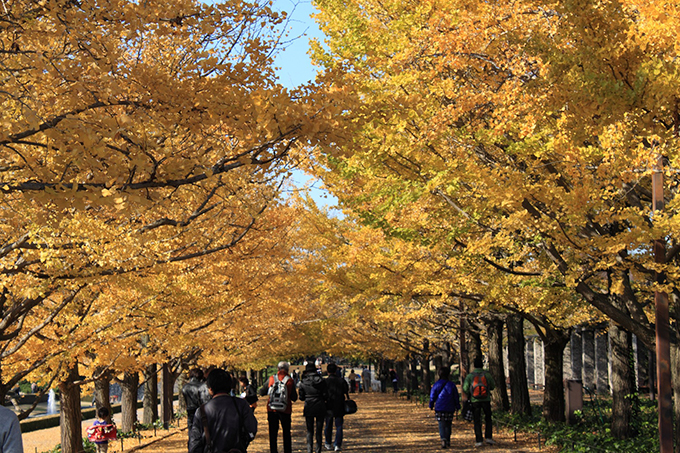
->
<box><xmin>305</xmin><ymin>363</ymin><xmax>317</xmax><ymax>373</ymax></box>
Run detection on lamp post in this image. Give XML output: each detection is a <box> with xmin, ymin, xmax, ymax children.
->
<box><xmin>652</xmin><ymin>153</ymin><xmax>672</xmax><ymax>453</ymax></box>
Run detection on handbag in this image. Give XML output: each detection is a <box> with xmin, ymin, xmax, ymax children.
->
<box><xmin>461</xmin><ymin>400</ymin><xmax>473</xmax><ymax>422</ymax></box>
<box><xmin>344</xmin><ymin>398</ymin><xmax>358</xmax><ymax>415</ymax></box>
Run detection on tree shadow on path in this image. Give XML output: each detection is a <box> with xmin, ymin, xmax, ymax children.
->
<box><xmin>133</xmin><ymin>391</ymin><xmax>557</xmax><ymax>453</ymax></box>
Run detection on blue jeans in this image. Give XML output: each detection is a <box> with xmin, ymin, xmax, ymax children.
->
<box><xmin>324</xmin><ymin>415</ymin><xmax>344</xmax><ymax>447</ymax></box>
<box><xmin>437</xmin><ymin>419</ymin><xmax>452</xmax><ymax>441</ymax></box>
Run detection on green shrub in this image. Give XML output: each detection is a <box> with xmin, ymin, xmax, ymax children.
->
<box><xmin>495</xmin><ymin>397</ymin><xmax>659</xmax><ymax>453</ymax></box>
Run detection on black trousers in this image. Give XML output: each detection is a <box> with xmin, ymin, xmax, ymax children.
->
<box><xmin>267</xmin><ymin>411</ymin><xmax>292</xmax><ymax>453</ymax></box>
<box><xmin>305</xmin><ymin>415</ymin><xmax>324</xmax><ymax>453</ymax></box>
<box><xmin>472</xmin><ymin>400</ymin><xmax>493</xmax><ymax>442</ymax></box>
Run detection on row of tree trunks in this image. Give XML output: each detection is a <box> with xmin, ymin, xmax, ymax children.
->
<box><xmin>57</xmin><ymin>361</ymin><xmax>179</xmax><ymax>453</ymax></box>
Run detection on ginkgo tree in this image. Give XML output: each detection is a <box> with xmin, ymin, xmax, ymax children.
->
<box><xmin>309</xmin><ymin>0</ymin><xmax>680</xmax><ymax>437</ymax></box>
<box><xmin>0</xmin><ymin>0</ymin><xmax>340</xmax><ymax>451</ymax></box>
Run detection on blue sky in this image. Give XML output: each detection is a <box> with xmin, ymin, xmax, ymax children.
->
<box><xmin>271</xmin><ymin>0</ymin><xmax>324</xmax><ymax>88</ymax></box>
<box><xmin>270</xmin><ymin>1</ymin><xmax>339</xmax><ymax>209</ymax></box>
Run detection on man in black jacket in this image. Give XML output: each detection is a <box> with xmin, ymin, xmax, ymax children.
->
<box><xmin>324</xmin><ymin>362</ymin><xmax>350</xmax><ymax>452</ymax></box>
<box><xmin>182</xmin><ymin>368</ymin><xmax>211</xmax><ymax>427</ymax></box>
<box><xmin>299</xmin><ymin>363</ymin><xmax>328</xmax><ymax>453</ymax></box>
<box><xmin>189</xmin><ymin>369</ymin><xmax>257</xmax><ymax>453</ymax></box>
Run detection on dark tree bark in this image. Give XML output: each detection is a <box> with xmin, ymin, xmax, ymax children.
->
<box><xmin>93</xmin><ymin>369</ymin><xmax>111</xmax><ymax>415</ymax></box>
<box><xmin>542</xmin><ymin>330</ymin><xmax>570</xmax><ymax>422</ymax></box>
<box><xmin>486</xmin><ymin>316</ymin><xmax>510</xmax><ymax>411</ymax></box>
<box><xmin>467</xmin><ymin>325</ymin><xmax>482</xmax><ymax>369</ymax></box>
<box><xmin>671</xmin><ymin>341</ymin><xmax>680</xmax><ymax>453</ymax></box>
<box><xmin>143</xmin><ymin>364</ymin><xmax>158</xmax><ymax>425</ymax></box>
<box><xmin>396</xmin><ymin>360</ymin><xmax>406</xmax><ymax>391</ymax></box>
<box><xmin>120</xmin><ymin>371</ymin><xmax>139</xmax><ymax>432</ymax></box>
<box><xmin>507</xmin><ymin>314</ymin><xmax>531</xmax><ymax>416</ymax></box>
<box><xmin>177</xmin><ymin>372</ymin><xmax>188</xmax><ymax>414</ymax></box>
<box><xmin>609</xmin><ymin>321</ymin><xmax>634</xmax><ymax>439</ymax></box>
<box><xmin>423</xmin><ymin>339</ymin><xmax>432</xmax><ymax>394</ymax></box>
<box><xmin>409</xmin><ymin>356</ymin><xmax>419</xmax><ymax>396</ymax></box>
<box><xmin>59</xmin><ymin>364</ymin><xmax>83</xmax><ymax>453</ymax></box>
<box><xmin>459</xmin><ymin>312</ymin><xmax>469</xmax><ymax>389</ymax></box>
<box><xmin>161</xmin><ymin>363</ymin><xmax>176</xmax><ymax>427</ymax></box>
<box><xmin>433</xmin><ymin>354</ymin><xmax>443</xmax><ymax>373</ymax></box>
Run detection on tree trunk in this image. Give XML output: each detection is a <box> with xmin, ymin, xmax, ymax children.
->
<box><xmin>486</xmin><ymin>317</ymin><xmax>510</xmax><ymax>411</ymax></box>
<box><xmin>143</xmin><ymin>364</ymin><xmax>158</xmax><ymax>425</ymax></box>
<box><xmin>507</xmin><ymin>314</ymin><xmax>531</xmax><ymax>416</ymax></box>
<box><xmin>161</xmin><ymin>363</ymin><xmax>174</xmax><ymax>428</ymax></box>
<box><xmin>423</xmin><ymin>339</ymin><xmax>432</xmax><ymax>394</ymax></box>
<box><xmin>410</xmin><ymin>356</ymin><xmax>419</xmax><ymax>396</ymax></box>
<box><xmin>542</xmin><ymin>332</ymin><xmax>569</xmax><ymax>422</ymax></box>
<box><xmin>93</xmin><ymin>370</ymin><xmax>111</xmax><ymax>415</ymax></box>
<box><xmin>467</xmin><ymin>327</ymin><xmax>482</xmax><ymax>367</ymax></box>
<box><xmin>59</xmin><ymin>364</ymin><xmax>83</xmax><ymax>453</ymax></box>
<box><xmin>609</xmin><ymin>321</ymin><xmax>633</xmax><ymax>439</ymax></box>
<box><xmin>671</xmin><ymin>341</ymin><xmax>680</xmax><ymax>453</ymax></box>
<box><xmin>120</xmin><ymin>371</ymin><xmax>139</xmax><ymax>432</ymax></box>
<box><xmin>433</xmin><ymin>355</ymin><xmax>443</xmax><ymax>373</ymax></box>
<box><xmin>177</xmin><ymin>371</ymin><xmax>188</xmax><ymax>414</ymax></box>
<box><xmin>459</xmin><ymin>303</ymin><xmax>469</xmax><ymax>387</ymax></box>
<box><xmin>396</xmin><ymin>360</ymin><xmax>406</xmax><ymax>392</ymax></box>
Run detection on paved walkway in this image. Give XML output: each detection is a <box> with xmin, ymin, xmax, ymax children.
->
<box><xmin>21</xmin><ymin>391</ymin><xmax>556</xmax><ymax>453</ymax></box>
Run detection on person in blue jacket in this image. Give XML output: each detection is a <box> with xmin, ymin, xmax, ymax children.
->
<box><xmin>429</xmin><ymin>366</ymin><xmax>461</xmax><ymax>449</ymax></box>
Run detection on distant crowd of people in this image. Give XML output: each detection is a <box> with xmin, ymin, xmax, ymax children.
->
<box><xmin>183</xmin><ymin>360</ymin><xmax>358</xmax><ymax>453</ymax></box>
<box><xmin>3</xmin><ymin>357</ymin><xmax>498</xmax><ymax>452</ymax></box>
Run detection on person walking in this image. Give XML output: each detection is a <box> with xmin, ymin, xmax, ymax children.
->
<box><xmin>389</xmin><ymin>369</ymin><xmax>398</xmax><ymax>393</ymax></box>
<box><xmin>87</xmin><ymin>407</ymin><xmax>116</xmax><ymax>453</ymax></box>
<box><xmin>429</xmin><ymin>366</ymin><xmax>460</xmax><ymax>449</ymax></box>
<box><xmin>260</xmin><ymin>361</ymin><xmax>298</xmax><ymax>453</ymax></box>
<box><xmin>462</xmin><ymin>356</ymin><xmax>496</xmax><ymax>447</ymax></box>
<box><xmin>361</xmin><ymin>367</ymin><xmax>371</xmax><ymax>393</ymax></box>
<box><xmin>182</xmin><ymin>368</ymin><xmax>211</xmax><ymax>427</ymax></box>
<box><xmin>0</xmin><ymin>405</ymin><xmax>24</xmax><ymax>453</ymax></box>
<box><xmin>324</xmin><ymin>362</ymin><xmax>350</xmax><ymax>452</ymax></box>
<box><xmin>189</xmin><ymin>368</ymin><xmax>257</xmax><ymax>453</ymax></box>
<box><xmin>348</xmin><ymin>369</ymin><xmax>357</xmax><ymax>393</ymax></box>
<box><xmin>299</xmin><ymin>362</ymin><xmax>328</xmax><ymax>453</ymax></box>
<box><xmin>239</xmin><ymin>376</ymin><xmax>259</xmax><ymax>409</ymax></box>
<box><xmin>379</xmin><ymin>369</ymin><xmax>388</xmax><ymax>393</ymax></box>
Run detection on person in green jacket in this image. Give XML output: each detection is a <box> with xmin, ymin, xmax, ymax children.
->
<box><xmin>462</xmin><ymin>356</ymin><xmax>496</xmax><ymax>447</ymax></box>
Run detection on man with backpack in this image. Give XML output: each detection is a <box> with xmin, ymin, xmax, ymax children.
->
<box><xmin>259</xmin><ymin>361</ymin><xmax>298</xmax><ymax>453</ymax></box>
<box><xmin>463</xmin><ymin>356</ymin><xmax>496</xmax><ymax>447</ymax></box>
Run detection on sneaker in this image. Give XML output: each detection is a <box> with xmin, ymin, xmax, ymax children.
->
<box><xmin>441</xmin><ymin>440</ymin><xmax>448</xmax><ymax>449</ymax></box>
<box><xmin>325</xmin><ymin>444</ymin><xmax>333</xmax><ymax>451</ymax></box>
<box><xmin>485</xmin><ymin>438</ymin><xmax>496</xmax><ymax>445</ymax></box>
<box><xmin>334</xmin><ymin>447</ymin><xmax>342</xmax><ymax>452</ymax></box>
<box><xmin>474</xmin><ymin>442</ymin><xmax>484</xmax><ymax>447</ymax></box>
